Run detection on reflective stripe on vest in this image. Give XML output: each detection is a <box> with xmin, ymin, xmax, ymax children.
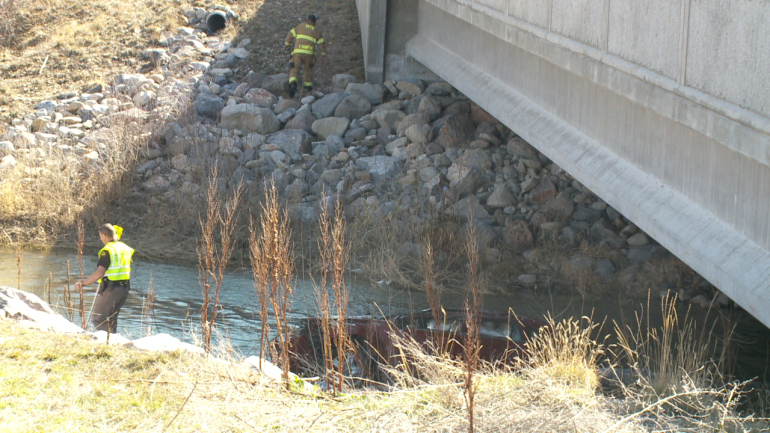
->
<box><xmin>296</xmin><ymin>34</ymin><xmax>317</xmax><ymax>43</ymax></box>
<box><xmin>292</xmin><ymin>45</ymin><xmax>315</xmax><ymax>55</ymax></box>
<box><xmin>291</xmin><ymin>28</ymin><xmax>297</xmax><ymax>37</ymax></box>
<box><xmin>98</xmin><ymin>241</ymin><xmax>134</xmax><ymax>281</ymax></box>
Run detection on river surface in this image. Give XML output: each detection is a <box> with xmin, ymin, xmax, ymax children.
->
<box><xmin>2</xmin><ymin>247</ymin><xmax>769</xmax><ymax>382</ymax></box>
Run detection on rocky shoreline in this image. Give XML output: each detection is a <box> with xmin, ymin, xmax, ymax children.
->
<box><xmin>0</xmin><ymin>8</ymin><xmax>730</xmax><ymax>310</ymax></box>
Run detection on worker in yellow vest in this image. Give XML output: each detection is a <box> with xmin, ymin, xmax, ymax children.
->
<box><xmin>74</xmin><ymin>223</ymin><xmax>134</xmax><ymax>333</ymax></box>
<box><xmin>285</xmin><ymin>14</ymin><xmax>327</xmax><ymax>97</ymax></box>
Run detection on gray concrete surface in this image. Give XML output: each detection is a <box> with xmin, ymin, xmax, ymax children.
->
<box><xmin>354</xmin><ymin>0</ymin><xmax>386</xmax><ymax>83</ymax></box>
<box><xmin>686</xmin><ymin>0</ymin><xmax>770</xmax><ymax>118</ymax></box>
<box><xmin>355</xmin><ymin>0</ymin><xmax>770</xmax><ymax>328</ymax></box>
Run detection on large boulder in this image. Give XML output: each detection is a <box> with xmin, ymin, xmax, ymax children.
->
<box><xmin>405</xmin><ymin>124</ymin><xmax>433</xmax><ymax>144</ymax></box>
<box><xmin>261</xmin><ymin>73</ymin><xmax>289</xmax><ymax>95</ymax></box>
<box><xmin>418</xmin><ymin>95</ymin><xmax>443</xmax><ymax>122</ymax></box>
<box><xmin>284</xmin><ymin>109</ymin><xmax>316</xmax><ymax>132</ymax></box>
<box><xmin>274</xmin><ymin>99</ymin><xmax>300</xmax><ymax>114</ymax></box>
<box><xmin>221</xmin><ymin>104</ymin><xmax>280</xmax><ymax>134</ymax></box>
<box><xmin>243</xmin><ymin>88</ymin><xmax>277</xmax><ymax>108</ymax></box>
<box><xmin>435</xmin><ymin>113</ymin><xmax>474</xmax><ymax>148</ymax></box>
<box><xmin>397</xmin><ymin>112</ymin><xmax>431</xmax><ymax>135</ymax></box>
<box><xmin>445</xmin><ymin>196</ymin><xmax>490</xmax><ymax>221</ymax></box>
<box><xmin>346</xmin><ymin>83</ymin><xmax>384</xmax><ymax>105</ymax></box>
<box><xmin>454</xmin><ymin>148</ymin><xmax>493</xmax><ymax>172</ymax></box>
<box><xmin>0</xmin><ymin>155</ymin><xmax>17</xmax><ymax>169</ymax></box>
<box><xmin>332</xmin><ymin>74</ymin><xmax>357</xmax><ymax>90</ymax></box>
<box><xmin>507</xmin><ymin>137</ymin><xmax>539</xmax><ymax>158</ymax></box>
<box><xmin>266</xmin><ymin>129</ymin><xmax>312</xmax><ymax>161</ymax></box>
<box><xmin>312</xmin><ymin>117</ymin><xmax>350</xmax><ymax>140</ymax></box>
<box><xmin>426</xmin><ymin>82</ymin><xmax>454</xmax><ymax>96</ymax></box>
<box><xmin>396</xmin><ymin>80</ymin><xmax>423</xmax><ymax>98</ymax></box>
<box><xmin>371</xmin><ymin>109</ymin><xmax>406</xmax><ymax>130</ymax></box>
<box><xmin>503</xmin><ymin>219</ymin><xmax>534</xmax><ymax>250</ymax></box>
<box><xmin>486</xmin><ymin>184</ymin><xmax>515</xmax><ymax>208</ymax></box>
<box><xmin>334</xmin><ymin>94</ymin><xmax>371</xmax><ymax>119</ymax></box>
<box><xmin>471</xmin><ymin>103</ymin><xmax>498</xmax><ymax>125</ymax></box>
<box><xmin>356</xmin><ymin>155</ymin><xmax>402</xmax><ymax>182</ymax></box>
<box><xmin>245</xmin><ymin>71</ymin><xmax>268</xmax><ymax>88</ymax></box>
<box><xmin>311</xmin><ymin>92</ymin><xmax>346</xmax><ymax>119</ymax></box>
<box><xmin>193</xmin><ymin>93</ymin><xmax>225</xmax><ymax>119</ymax></box>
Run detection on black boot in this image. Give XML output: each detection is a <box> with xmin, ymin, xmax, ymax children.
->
<box><xmin>289</xmin><ymin>82</ymin><xmax>297</xmax><ymax>98</ymax></box>
<box><xmin>303</xmin><ymin>85</ymin><xmax>313</xmax><ymax>94</ymax></box>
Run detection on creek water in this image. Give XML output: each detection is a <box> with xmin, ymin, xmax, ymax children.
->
<box><xmin>2</xmin><ymin>247</ymin><xmax>769</xmax><ymax>382</ymax></box>
<box><xmin>0</xmin><ymin>247</ymin><xmax>431</xmax><ymax>356</ymax></box>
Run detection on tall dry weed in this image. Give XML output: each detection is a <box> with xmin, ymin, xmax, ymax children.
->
<box><xmin>76</xmin><ymin>221</ymin><xmax>86</xmax><ymax>329</ymax></box>
<box><xmin>197</xmin><ymin>165</ymin><xmax>243</xmax><ymax>353</ymax></box>
<box><xmin>249</xmin><ymin>180</ymin><xmax>294</xmax><ymax>387</ymax></box>
<box><xmin>141</xmin><ymin>276</ymin><xmax>156</xmax><ymax>337</ymax></box>
<box><xmin>462</xmin><ymin>216</ymin><xmax>482</xmax><ymax>433</ymax></box>
<box><xmin>315</xmin><ymin>191</ymin><xmax>350</xmax><ymax>392</ymax></box>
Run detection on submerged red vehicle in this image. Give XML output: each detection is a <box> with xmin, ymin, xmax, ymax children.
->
<box><xmin>287</xmin><ymin>308</ymin><xmax>547</xmax><ymax>381</ymax></box>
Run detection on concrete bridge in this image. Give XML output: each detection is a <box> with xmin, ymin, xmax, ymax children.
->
<box><xmin>355</xmin><ymin>0</ymin><xmax>770</xmax><ymax>327</ymax></box>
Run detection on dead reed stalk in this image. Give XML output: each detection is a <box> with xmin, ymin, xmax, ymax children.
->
<box><xmin>462</xmin><ymin>217</ymin><xmax>481</xmax><ymax>433</ymax></box>
<box><xmin>142</xmin><ymin>276</ymin><xmax>156</xmax><ymax>337</ymax></box>
<box><xmin>46</xmin><ymin>271</ymin><xmax>52</xmax><ymax>305</ymax></box>
<box><xmin>330</xmin><ymin>196</ymin><xmax>349</xmax><ymax>392</ymax></box>
<box><xmin>63</xmin><ymin>260</ymin><xmax>72</xmax><ymax>321</ymax></box>
<box><xmin>76</xmin><ymin>221</ymin><xmax>86</xmax><ymax>329</ymax></box>
<box><xmin>313</xmin><ymin>191</ymin><xmax>351</xmax><ymax>392</ymax></box>
<box><xmin>249</xmin><ymin>180</ymin><xmax>294</xmax><ymax>387</ymax></box>
<box><xmin>422</xmin><ymin>238</ymin><xmax>440</xmax><ymax>327</ymax></box>
<box><xmin>15</xmin><ymin>243</ymin><xmax>21</xmax><ymax>291</ymax></box>
<box><xmin>249</xmin><ymin>215</ymin><xmax>270</xmax><ymax>369</ymax></box>
<box><xmin>197</xmin><ymin>165</ymin><xmax>243</xmax><ymax>353</ymax></box>
<box><xmin>315</xmin><ymin>190</ymin><xmax>335</xmax><ymax>390</ymax></box>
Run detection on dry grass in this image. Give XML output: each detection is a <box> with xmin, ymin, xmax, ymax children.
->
<box><xmin>249</xmin><ymin>180</ymin><xmax>295</xmax><ymax>386</ymax></box>
<box><xmin>0</xmin><ymin>0</ymin><xmax>208</xmax><ymax>121</ymax></box>
<box><xmin>2</xmin><ymin>299</ymin><xmax>768</xmax><ymax>433</ymax></box>
<box><xmin>0</xmin><ymin>107</ymin><xmax>165</xmax><ymax>245</ymax></box>
<box><xmin>348</xmin><ymin>203</ymin><xmax>470</xmax><ymax>295</ymax></box>
<box><xmin>524</xmin><ymin>314</ymin><xmax>607</xmax><ymax>394</ymax></box>
<box><xmin>197</xmin><ymin>166</ymin><xmax>244</xmax><ymax>353</ymax></box>
<box><xmin>604</xmin><ymin>292</ymin><xmax>768</xmax><ymax>431</ymax></box>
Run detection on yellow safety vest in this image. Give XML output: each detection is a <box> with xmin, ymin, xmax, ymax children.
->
<box><xmin>98</xmin><ymin>241</ymin><xmax>134</xmax><ymax>281</ymax></box>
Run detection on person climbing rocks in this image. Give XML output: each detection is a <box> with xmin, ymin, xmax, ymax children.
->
<box><xmin>285</xmin><ymin>13</ymin><xmax>327</xmax><ymax>97</ymax></box>
<box><xmin>74</xmin><ymin>223</ymin><xmax>134</xmax><ymax>333</ymax></box>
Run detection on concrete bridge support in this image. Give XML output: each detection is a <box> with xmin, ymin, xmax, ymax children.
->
<box><xmin>355</xmin><ymin>0</ymin><xmax>770</xmax><ymax>327</ymax></box>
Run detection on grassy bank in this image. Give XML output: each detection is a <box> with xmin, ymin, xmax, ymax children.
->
<box><xmin>1</xmin><ymin>305</ymin><xmax>767</xmax><ymax>432</ymax></box>
<box><xmin>0</xmin><ymin>318</ymin><xmax>631</xmax><ymax>432</ymax></box>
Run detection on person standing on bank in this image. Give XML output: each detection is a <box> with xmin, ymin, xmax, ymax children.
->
<box><xmin>74</xmin><ymin>224</ymin><xmax>134</xmax><ymax>333</ymax></box>
<box><xmin>284</xmin><ymin>13</ymin><xmax>327</xmax><ymax>97</ymax></box>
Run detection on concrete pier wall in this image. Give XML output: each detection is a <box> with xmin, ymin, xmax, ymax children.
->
<box><xmin>356</xmin><ymin>0</ymin><xmax>770</xmax><ymax>326</ymax></box>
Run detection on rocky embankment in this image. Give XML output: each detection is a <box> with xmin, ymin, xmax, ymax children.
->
<box><xmin>0</xmin><ymin>8</ymin><xmax>729</xmax><ymax>309</ymax></box>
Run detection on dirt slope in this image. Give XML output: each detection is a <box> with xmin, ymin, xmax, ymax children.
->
<box><xmin>0</xmin><ymin>0</ymin><xmax>364</xmax><ymax>124</ymax></box>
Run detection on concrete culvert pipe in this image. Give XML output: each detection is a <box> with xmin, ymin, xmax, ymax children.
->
<box><xmin>206</xmin><ymin>11</ymin><xmax>228</xmax><ymax>34</ymax></box>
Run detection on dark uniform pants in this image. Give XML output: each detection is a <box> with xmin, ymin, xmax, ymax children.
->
<box><xmin>289</xmin><ymin>53</ymin><xmax>316</xmax><ymax>88</ymax></box>
<box><xmin>92</xmin><ymin>279</ymin><xmax>130</xmax><ymax>333</ymax></box>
